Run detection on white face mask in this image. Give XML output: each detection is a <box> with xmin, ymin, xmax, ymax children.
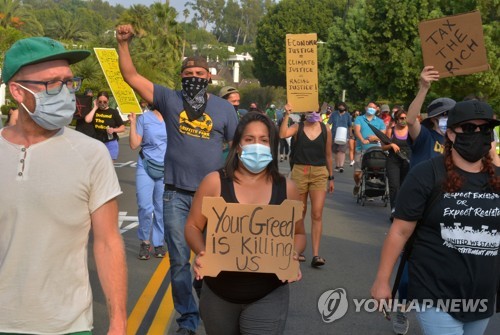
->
<box><xmin>438</xmin><ymin>116</ymin><xmax>448</xmax><ymax>134</ymax></box>
<box><xmin>17</xmin><ymin>84</ymin><xmax>76</xmax><ymax>130</ymax></box>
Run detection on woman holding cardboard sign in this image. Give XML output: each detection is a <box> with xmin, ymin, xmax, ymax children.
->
<box><xmin>185</xmin><ymin>111</ymin><xmax>305</xmax><ymax>335</ymax></box>
<box><xmin>280</xmin><ymin>103</ymin><xmax>334</xmax><ymax>268</ymax></box>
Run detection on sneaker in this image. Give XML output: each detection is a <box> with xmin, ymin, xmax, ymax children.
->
<box><xmin>353</xmin><ymin>184</ymin><xmax>360</xmax><ymax>196</ymax></box>
<box><xmin>392</xmin><ymin>310</ymin><xmax>409</xmax><ymax>335</ymax></box>
<box><xmin>280</xmin><ymin>155</ymin><xmax>284</xmax><ymax>162</ymax></box>
<box><xmin>334</xmin><ymin>167</ymin><xmax>340</xmax><ymax>172</ymax></box>
<box><xmin>138</xmin><ymin>242</ymin><xmax>151</xmax><ymax>260</ymax></box>
<box><xmin>350</xmin><ymin>160</ymin><xmax>355</xmax><ymax>166</ymax></box>
<box><xmin>284</xmin><ymin>155</ymin><xmax>287</xmax><ymax>160</ymax></box>
<box><xmin>176</xmin><ymin>328</ymin><xmax>196</xmax><ymax>335</ymax></box>
<box><xmin>154</xmin><ymin>246</ymin><xmax>167</xmax><ymax>258</ymax></box>
<box><xmin>339</xmin><ymin>167</ymin><xmax>344</xmax><ymax>173</ymax></box>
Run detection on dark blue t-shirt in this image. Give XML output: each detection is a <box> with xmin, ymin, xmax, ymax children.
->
<box><xmin>409</xmin><ymin>126</ymin><xmax>444</xmax><ymax>169</ymax></box>
<box><xmin>153</xmin><ymin>85</ymin><xmax>239</xmax><ymax>191</ymax></box>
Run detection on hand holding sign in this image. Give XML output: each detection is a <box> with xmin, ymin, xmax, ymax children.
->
<box><xmin>419</xmin><ymin>66</ymin><xmax>440</xmax><ymax>89</ymax></box>
<box><xmin>419</xmin><ymin>11</ymin><xmax>489</xmax><ymax>78</ymax></box>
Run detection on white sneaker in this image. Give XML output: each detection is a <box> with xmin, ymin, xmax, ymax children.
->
<box><xmin>392</xmin><ymin>310</ymin><xmax>409</xmax><ymax>335</ymax></box>
<box><xmin>350</xmin><ymin>160</ymin><xmax>355</xmax><ymax>166</ymax></box>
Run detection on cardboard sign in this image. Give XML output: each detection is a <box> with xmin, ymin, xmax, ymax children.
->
<box><xmin>418</xmin><ymin>11</ymin><xmax>489</xmax><ymax>78</ymax></box>
<box><xmin>94</xmin><ymin>48</ymin><xmax>141</xmax><ymax>113</ymax></box>
<box><xmin>199</xmin><ymin>197</ymin><xmax>303</xmax><ymax>281</ymax></box>
<box><xmin>286</xmin><ymin>33</ymin><xmax>319</xmax><ymax>112</ymax></box>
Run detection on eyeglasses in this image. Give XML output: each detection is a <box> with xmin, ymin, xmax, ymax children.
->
<box><xmin>15</xmin><ymin>77</ymin><xmax>82</xmax><ymax>95</ymax></box>
<box><xmin>454</xmin><ymin>122</ymin><xmax>492</xmax><ymax>134</ymax></box>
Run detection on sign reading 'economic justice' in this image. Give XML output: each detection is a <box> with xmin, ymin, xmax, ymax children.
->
<box><xmin>418</xmin><ymin>11</ymin><xmax>489</xmax><ymax>78</ymax></box>
<box><xmin>199</xmin><ymin>197</ymin><xmax>303</xmax><ymax>281</ymax></box>
<box><xmin>94</xmin><ymin>48</ymin><xmax>141</xmax><ymax>113</ymax></box>
<box><xmin>286</xmin><ymin>33</ymin><xmax>319</xmax><ymax>112</ymax></box>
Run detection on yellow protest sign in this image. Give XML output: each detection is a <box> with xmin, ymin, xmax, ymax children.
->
<box><xmin>199</xmin><ymin>197</ymin><xmax>303</xmax><ymax>281</ymax></box>
<box><xmin>418</xmin><ymin>11</ymin><xmax>489</xmax><ymax>78</ymax></box>
<box><xmin>286</xmin><ymin>33</ymin><xmax>319</xmax><ymax>112</ymax></box>
<box><xmin>94</xmin><ymin>48</ymin><xmax>141</xmax><ymax>113</ymax></box>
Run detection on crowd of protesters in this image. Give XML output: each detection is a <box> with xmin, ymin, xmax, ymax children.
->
<box><xmin>0</xmin><ymin>27</ymin><xmax>498</xmax><ymax>335</ymax></box>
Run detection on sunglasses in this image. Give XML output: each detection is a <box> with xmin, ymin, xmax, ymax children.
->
<box><xmin>455</xmin><ymin>122</ymin><xmax>492</xmax><ymax>134</ymax></box>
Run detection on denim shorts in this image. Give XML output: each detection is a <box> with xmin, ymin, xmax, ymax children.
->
<box><xmin>104</xmin><ymin>139</ymin><xmax>119</xmax><ymax>160</ymax></box>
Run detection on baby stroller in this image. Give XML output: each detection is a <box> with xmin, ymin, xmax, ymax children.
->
<box><xmin>356</xmin><ymin>147</ymin><xmax>389</xmax><ymax>206</ymax></box>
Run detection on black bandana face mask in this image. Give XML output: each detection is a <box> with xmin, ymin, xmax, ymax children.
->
<box><xmin>452</xmin><ymin>131</ymin><xmax>492</xmax><ymax>163</ymax></box>
<box><xmin>181</xmin><ymin>76</ymin><xmax>209</xmax><ymax>121</ymax></box>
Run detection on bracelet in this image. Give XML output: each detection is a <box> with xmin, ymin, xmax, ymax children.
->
<box><xmin>328</xmin><ymin>175</ymin><xmax>334</xmax><ymax>181</ymax></box>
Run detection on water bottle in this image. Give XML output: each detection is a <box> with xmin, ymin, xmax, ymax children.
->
<box><xmin>106</xmin><ymin>126</ymin><xmax>114</xmax><ymax>140</ymax></box>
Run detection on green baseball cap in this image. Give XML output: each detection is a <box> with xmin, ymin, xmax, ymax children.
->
<box><xmin>1</xmin><ymin>37</ymin><xmax>90</xmax><ymax>83</ymax></box>
<box><xmin>219</xmin><ymin>86</ymin><xmax>239</xmax><ymax>98</ymax></box>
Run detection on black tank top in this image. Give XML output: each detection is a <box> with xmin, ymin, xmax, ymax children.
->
<box><xmin>292</xmin><ymin>122</ymin><xmax>328</xmax><ymax>166</ymax></box>
<box><xmin>389</xmin><ymin>127</ymin><xmax>411</xmax><ymax>161</ymax></box>
<box><xmin>204</xmin><ymin>169</ymin><xmax>287</xmax><ymax>304</ymax></box>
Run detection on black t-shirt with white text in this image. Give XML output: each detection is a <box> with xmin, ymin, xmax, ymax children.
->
<box><xmin>395</xmin><ymin>157</ymin><xmax>500</xmax><ymax>322</ymax></box>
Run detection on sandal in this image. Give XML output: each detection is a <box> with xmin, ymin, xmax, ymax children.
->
<box><xmin>298</xmin><ymin>254</ymin><xmax>306</xmax><ymax>262</ymax></box>
<box><xmin>311</xmin><ymin>256</ymin><xmax>326</xmax><ymax>267</ymax></box>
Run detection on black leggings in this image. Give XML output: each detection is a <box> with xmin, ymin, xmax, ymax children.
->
<box><xmin>279</xmin><ymin>138</ymin><xmax>289</xmax><ymax>155</ymax></box>
<box><xmin>200</xmin><ymin>283</ymin><xmax>289</xmax><ymax>334</ymax></box>
<box><xmin>385</xmin><ymin>154</ymin><xmax>410</xmax><ymax>210</ymax></box>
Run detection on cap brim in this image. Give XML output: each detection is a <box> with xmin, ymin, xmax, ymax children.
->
<box><xmin>24</xmin><ymin>50</ymin><xmax>91</xmax><ymax>68</ymax></box>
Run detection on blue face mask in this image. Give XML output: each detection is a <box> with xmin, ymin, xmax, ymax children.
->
<box><xmin>366</xmin><ymin>107</ymin><xmax>376</xmax><ymax>115</ymax></box>
<box><xmin>239</xmin><ymin>143</ymin><xmax>273</xmax><ymax>174</ymax></box>
<box><xmin>17</xmin><ymin>84</ymin><xmax>76</xmax><ymax>130</ymax></box>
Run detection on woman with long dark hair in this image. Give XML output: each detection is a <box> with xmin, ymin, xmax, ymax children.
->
<box><xmin>381</xmin><ymin>109</ymin><xmax>411</xmax><ymax>221</ymax></box>
<box><xmin>185</xmin><ymin>112</ymin><xmax>305</xmax><ymax>334</ymax></box>
<box><xmin>85</xmin><ymin>91</ymin><xmax>125</xmax><ymax>160</ymax></box>
<box><xmin>372</xmin><ymin>100</ymin><xmax>500</xmax><ymax>335</ymax></box>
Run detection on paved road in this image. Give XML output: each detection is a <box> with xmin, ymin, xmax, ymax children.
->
<box><xmin>89</xmin><ymin>136</ymin><xmax>499</xmax><ymax>334</ymax></box>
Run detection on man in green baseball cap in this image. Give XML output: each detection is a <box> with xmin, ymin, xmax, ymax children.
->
<box><xmin>0</xmin><ymin>37</ymin><xmax>128</xmax><ymax>335</ymax></box>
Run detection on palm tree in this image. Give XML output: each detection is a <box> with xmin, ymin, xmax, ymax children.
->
<box><xmin>45</xmin><ymin>13</ymin><xmax>91</xmax><ymax>42</ymax></box>
<box><xmin>118</xmin><ymin>2</ymin><xmax>184</xmax><ymax>88</ymax></box>
<box><xmin>0</xmin><ymin>0</ymin><xmax>43</xmax><ymax>34</ymax></box>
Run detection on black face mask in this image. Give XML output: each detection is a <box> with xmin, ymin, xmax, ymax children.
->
<box><xmin>181</xmin><ymin>76</ymin><xmax>209</xmax><ymax>121</ymax></box>
<box><xmin>452</xmin><ymin>131</ymin><xmax>492</xmax><ymax>163</ymax></box>
<box><xmin>339</xmin><ymin>108</ymin><xmax>345</xmax><ymax>113</ymax></box>
<box><xmin>233</xmin><ymin>105</ymin><xmax>239</xmax><ymax>112</ymax></box>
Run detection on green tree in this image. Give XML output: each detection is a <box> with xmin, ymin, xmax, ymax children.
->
<box><xmin>44</xmin><ymin>10</ymin><xmax>93</xmax><ymax>42</ymax></box>
<box><xmin>0</xmin><ymin>0</ymin><xmax>43</xmax><ymax>35</ymax></box>
<box><xmin>323</xmin><ymin>0</ymin><xmax>499</xmax><ymax>107</ymax></box>
<box><xmin>253</xmin><ymin>0</ymin><xmax>344</xmax><ymax>87</ymax></box>
<box><xmin>118</xmin><ymin>2</ymin><xmax>183</xmax><ymax>89</ymax></box>
<box><xmin>186</xmin><ymin>0</ymin><xmax>225</xmax><ymax>31</ymax></box>
<box><xmin>219</xmin><ymin>0</ymin><xmax>243</xmax><ymax>44</ymax></box>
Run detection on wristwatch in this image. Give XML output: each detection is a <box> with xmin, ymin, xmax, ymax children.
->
<box><xmin>328</xmin><ymin>175</ymin><xmax>334</xmax><ymax>181</ymax></box>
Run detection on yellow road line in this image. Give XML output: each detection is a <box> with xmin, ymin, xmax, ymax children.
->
<box><xmin>127</xmin><ymin>256</ymin><xmax>170</xmax><ymax>335</ymax></box>
<box><xmin>127</xmin><ymin>253</ymin><xmax>196</xmax><ymax>334</ymax></box>
<box><xmin>147</xmin><ymin>284</ymin><xmax>174</xmax><ymax>334</ymax></box>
